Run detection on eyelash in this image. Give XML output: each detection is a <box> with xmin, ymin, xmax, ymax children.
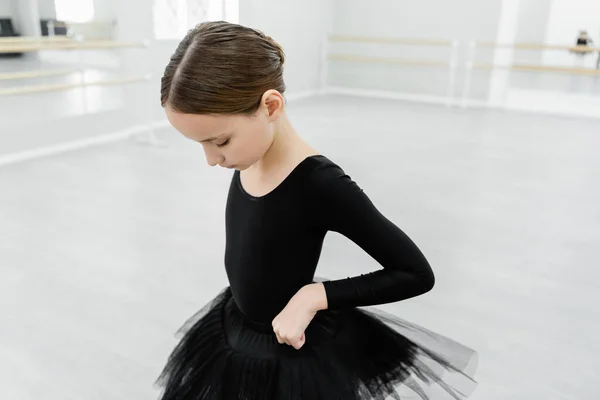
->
<box><xmin>216</xmin><ymin>139</ymin><xmax>230</xmax><ymax>148</ymax></box>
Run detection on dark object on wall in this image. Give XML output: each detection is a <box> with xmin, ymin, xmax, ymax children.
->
<box><xmin>0</xmin><ymin>18</ymin><xmax>24</xmax><ymax>58</ymax></box>
<box><xmin>0</xmin><ymin>18</ymin><xmax>18</xmax><ymax>36</ymax></box>
<box><xmin>40</xmin><ymin>19</ymin><xmax>68</xmax><ymax>36</ymax></box>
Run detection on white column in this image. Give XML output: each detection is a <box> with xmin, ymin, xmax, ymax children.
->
<box><xmin>488</xmin><ymin>0</ymin><xmax>520</xmax><ymax>107</ymax></box>
<box><xmin>15</xmin><ymin>0</ymin><xmax>41</xmax><ymax>37</ymax></box>
<box><xmin>8</xmin><ymin>0</ymin><xmax>21</xmax><ymax>33</ymax></box>
<box><xmin>13</xmin><ymin>0</ymin><xmax>41</xmax><ymax>60</ymax></box>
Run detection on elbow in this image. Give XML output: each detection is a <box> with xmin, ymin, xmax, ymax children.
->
<box><xmin>422</xmin><ymin>271</ymin><xmax>435</xmax><ymax>293</ymax></box>
<box><xmin>419</xmin><ymin>265</ymin><xmax>435</xmax><ymax>294</ymax></box>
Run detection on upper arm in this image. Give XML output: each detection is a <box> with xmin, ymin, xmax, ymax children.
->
<box><xmin>310</xmin><ymin>164</ymin><xmax>433</xmax><ymax>280</ymax></box>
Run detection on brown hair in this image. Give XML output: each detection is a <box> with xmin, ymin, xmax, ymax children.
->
<box><xmin>161</xmin><ymin>21</ymin><xmax>286</xmax><ymax>115</ymax></box>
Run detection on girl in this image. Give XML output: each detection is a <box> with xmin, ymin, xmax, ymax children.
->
<box><xmin>156</xmin><ymin>21</ymin><xmax>477</xmax><ymax>400</ymax></box>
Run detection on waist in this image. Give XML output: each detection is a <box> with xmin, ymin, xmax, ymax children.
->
<box><xmin>223</xmin><ymin>288</ymin><xmax>349</xmax><ymax>342</ymax></box>
<box><xmin>225</xmin><ymin>294</ymin><xmax>274</xmax><ymax>333</ymax></box>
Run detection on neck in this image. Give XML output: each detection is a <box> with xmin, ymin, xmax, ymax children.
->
<box><xmin>252</xmin><ymin>112</ymin><xmax>315</xmax><ymax>174</ymax></box>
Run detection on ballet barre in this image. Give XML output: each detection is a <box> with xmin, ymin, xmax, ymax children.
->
<box><xmin>0</xmin><ymin>40</ymin><xmax>148</xmax><ymax>53</ymax></box>
<box><xmin>511</xmin><ymin>64</ymin><xmax>600</xmax><ymax>75</ymax></box>
<box><xmin>65</xmin><ymin>20</ymin><xmax>116</xmax><ymax>27</ymax></box>
<box><xmin>470</xmin><ymin>63</ymin><xmax>600</xmax><ymax>76</ymax></box>
<box><xmin>324</xmin><ymin>35</ymin><xmax>460</xmax><ymax>106</ymax></box>
<box><xmin>0</xmin><ymin>36</ymin><xmax>73</xmax><ymax>44</ymax></box>
<box><xmin>460</xmin><ymin>40</ymin><xmax>600</xmax><ymax>106</ymax></box>
<box><xmin>0</xmin><ymin>75</ymin><xmax>150</xmax><ymax>96</ymax></box>
<box><xmin>0</xmin><ymin>68</ymin><xmax>80</xmax><ymax>81</ymax></box>
<box><xmin>475</xmin><ymin>41</ymin><xmax>600</xmax><ymax>53</ymax></box>
<box><xmin>329</xmin><ymin>35</ymin><xmax>453</xmax><ymax>47</ymax></box>
<box><xmin>66</xmin><ymin>20</ymin><xmax>117</xmax><ymax>40</ymax></box>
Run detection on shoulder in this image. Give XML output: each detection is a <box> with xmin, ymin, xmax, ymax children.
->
<box><xmin>303</xmin><ymin>155</ymin><xmax>365</xmax><ymax>199</ymax></box>
<box><xmin>303</xmin><ymin>155</ymin><xmax>347</xmax><ymax>182</ymax></box>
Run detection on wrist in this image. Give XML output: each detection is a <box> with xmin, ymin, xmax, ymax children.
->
<box><xmin>302</xmin><ymin>283</ymin><xmax>328</xmax><ymax>312</ymax></box>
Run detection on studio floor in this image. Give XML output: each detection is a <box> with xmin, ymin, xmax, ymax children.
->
<box><xmin>1</xmin><ymin>95</ymin><xmax>599</xmax><ymax>399</ymax></box>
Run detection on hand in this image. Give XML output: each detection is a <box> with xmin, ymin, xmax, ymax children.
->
<box><xmin>272</xmin><ymin>283</ymin><xmax>328</xmax><ymax>350</ymax></box>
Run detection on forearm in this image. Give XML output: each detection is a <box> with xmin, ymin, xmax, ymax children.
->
<box><xmin>310</xmin><ymin>164</ymin><xmax>436</xmax><ymax>310</ymax></box>
<box><xmin>323</xmin><ymin>265</ymin><xmax>435</xmax><ymax>310</ymax></box>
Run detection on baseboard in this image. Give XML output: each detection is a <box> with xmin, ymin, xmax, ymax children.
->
<box><xmin>322</xmin><ymin>86</ymin><xmax>455</xmax><ymax>106</ymax></box>
<box><xmin>0</xmin><ymin>120</ymin><xmax>170</xmax><ymax>167</ymax></box>
<box><xmin>322</xmin><ymin>86</ymin><xmax>488</xmax><ymax>108</ymax></box>
<box><xmin>322</xmin><ymin>86</ymin><xmax>600</xmax><ymax>119</ymax></box>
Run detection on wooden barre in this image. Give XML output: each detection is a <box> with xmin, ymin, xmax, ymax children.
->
<box><xmin>476</xmin><ymin>42</ymin><xmax>600</xmax><ymax>52</ymax></box>
<box><xmin>0</xmin><ymin>40</ymin><xmax>147</xmax><ymax>53</ymax></box>
<box><xmin>65</xmin><ymin>20</ymin><xmax>116</xmax><ymax>26</ymax></box>
<box><xmin>0</xmin><ymin>68</ymin><xmax>80</xmax><ymax>81</ymax></box>
<box><xmin>327</xmin><ymin>37</ymin><xmax>600</xmax><ymax>51</ymax></box>
<box><xmin>329</xmin><ymin>35</ymin><xmax>453</xmax><ymax>47</ymax></box>
<box><xmin>472</xmin><ymin>62</ymin><xmax>600</xmax><ymax>76</ymax></box>
<box><xmin>513</xmin><ymin>64</ymin><xmax>600</xmax><ymax>75</ymax></box>
<box><xmin>0</xmin><ymin>36</ymin><xmax>73</xmax><ymax>44</ymax></box>
<box><xmin>328</xmin><ymin>55</ymin><xmax>600</xmax><ymax>75</ymax></box>
<box><xmin>0</xmin><ymin>75</ymin><xmax>150</xmax><ymax>96</ymax></box>
<box><xmin>328</xmin><ymin>54</ymin><xmax>450</xmax><ymax>67</ymax></box>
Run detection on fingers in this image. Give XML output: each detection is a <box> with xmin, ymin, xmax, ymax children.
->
<box><xmin>275</xmin><ymin>331</ymin><xmax>285</xmax><ymax>345</ymax></box>
<box><xmin>291</xmin><ymin>335</ymin><xmax>305</xmax><ymax>350</ymax></box>
<box><xmin>273</xmin><ymin>330</ymin><xmax>305</xmax><ymax>350</ymax></box>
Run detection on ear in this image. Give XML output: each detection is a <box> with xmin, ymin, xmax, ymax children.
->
<box><xmin>260</xmin><ymin>90</ymin><xmax>285</xmax><ymax>120</ymax></box>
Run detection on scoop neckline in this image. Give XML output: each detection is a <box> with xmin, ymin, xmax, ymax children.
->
<box><xmin>236</xmin><ymin>154</ymin><xmax>326</xmax><ymax>201</ymax></box>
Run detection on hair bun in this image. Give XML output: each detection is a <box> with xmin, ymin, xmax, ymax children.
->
<box><xmin>266</xmin><ymin>35</ymin><xmax>285</xmax><ymax>65</ymax></box>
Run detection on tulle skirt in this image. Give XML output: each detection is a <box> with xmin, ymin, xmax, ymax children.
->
<box><xmin>156</xmin><ymin>287</ymin><xmax>478</xmax><ymax>399</ymax></box>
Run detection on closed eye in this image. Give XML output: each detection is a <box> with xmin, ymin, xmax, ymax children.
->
<box><xmin>216</xmin><ymin>139</ymin><xmax>230</xmax><ymax>147</ymax></box>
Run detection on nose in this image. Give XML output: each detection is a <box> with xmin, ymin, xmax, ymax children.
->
<box><xmin>204</xmin><ymin>148</ymin><xmax>222</xmax><ymax>167</ymax></box>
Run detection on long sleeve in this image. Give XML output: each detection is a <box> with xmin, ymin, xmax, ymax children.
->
<box><xmin>310</xmin><ymin>163</ymin><xmax>435</xmax><ymax>310</ymax></box>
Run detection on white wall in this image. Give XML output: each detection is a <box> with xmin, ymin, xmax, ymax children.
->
<box><xmin>240</xmin><ymin>0</ymin><xmax>335</xmax><ymax>95</ymax></box>
<box><xmin>37</xmin><ymin>0</ymin><xmax>56</xmax><ymax>19</ymax></box>
<box><xmin>93</xmin><ymin>0</ymin><xmax>116</xmax><ymax>21</ymax></box>
<box><xmin>326</xmin><ymin>0</ymin><xmax>503</xmax><ymax>99</ymax></box>
<box><xmin>0</xmin><ymin>0</ymin><xmax>12</xmax><ymax>16</ymax></box>
<box><xmin>332</xmin><ymin>0</ymin><xmax>502</xmax><ymax>41</ymax></box>
<box><xmin>513</xmin><ymin>0</ymin><xmax>552</xmax><ymax>64</ymax></box>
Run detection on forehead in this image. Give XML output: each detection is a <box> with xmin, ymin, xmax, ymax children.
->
<box><xmin>165</xmin><ymin>107</ymin><xmax>235</xmax><ymax>141</ymax></box>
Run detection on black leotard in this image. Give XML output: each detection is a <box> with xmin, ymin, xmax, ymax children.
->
<box><xmin>224</xmin><ymin>155</ymin><xmax>434</xmax><ymax>323</ymax></box>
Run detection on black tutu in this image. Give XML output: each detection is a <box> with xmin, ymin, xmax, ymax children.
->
<box><xmin>156</xmin><ymin>287</ymin><xmax>478</xmax><ymax>399</ymax></box>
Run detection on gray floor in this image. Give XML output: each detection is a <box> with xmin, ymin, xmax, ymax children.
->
<box><xmin>1</xmin><ymin>95</ymin><xmax>599</xmax><ymax>399</ymax></box>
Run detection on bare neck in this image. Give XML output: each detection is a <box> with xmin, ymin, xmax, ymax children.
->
<box><xmin>251</xmin><ymin>112</ymin><xmax>319</xmax><ymax>175</ymax></box>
